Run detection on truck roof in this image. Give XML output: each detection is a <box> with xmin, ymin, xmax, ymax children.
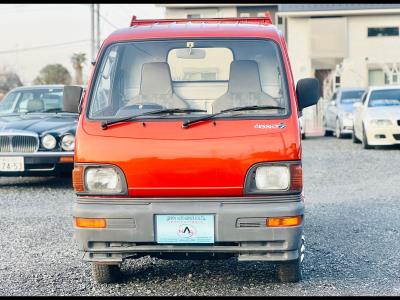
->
<box><xmin>103</xmin><ymin>16</ymin><xmax>282</xmax><ymax>47</ymax></box>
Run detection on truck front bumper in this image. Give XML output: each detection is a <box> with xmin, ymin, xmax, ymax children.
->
<box><xmin>73</xmin><ymin>195</ymin><xmax>304</xmax><ymax>263</ymax></box>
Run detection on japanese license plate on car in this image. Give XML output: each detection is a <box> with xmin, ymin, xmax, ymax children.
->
<box><xmin>156</xmin><ymin>214</ymin><xmax>215</xmax><ymax>244</ymax></box>
<box><xmin>0</xmin><ymin>157</ymin><xmax>24</xmax><ymax>172</ymax></box>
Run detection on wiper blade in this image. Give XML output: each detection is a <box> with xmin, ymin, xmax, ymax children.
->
<box><xmin>182</xmin><ymin>105</ymin><xmax>285</xmax><ymax>129</ymax></box>
<box><xmin>101</xmin><ymin>108</ymin><xmax>206</xmax><ymax>129</ymax></box>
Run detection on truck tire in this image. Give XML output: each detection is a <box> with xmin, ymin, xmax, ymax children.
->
<box><xmin>276</xmin><ymin>259</ymin><xmax>302</xmax><ymax>283</ymax></box>
<box><xmin>91</xmin><ymin>263</ymin><xmax>122</xmax><ymax>284</ymax></box>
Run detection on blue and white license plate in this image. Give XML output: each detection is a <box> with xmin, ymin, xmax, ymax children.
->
<box><xmin>155</xmin><ymin>214</ymin><xmax>215</xmax><ymax>244</ymax></box>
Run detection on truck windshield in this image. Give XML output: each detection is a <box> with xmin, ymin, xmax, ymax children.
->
<box><xmin>88</xmin><ymin>39</ymin><xmax>290</xmax><ymax>120</ymax></box>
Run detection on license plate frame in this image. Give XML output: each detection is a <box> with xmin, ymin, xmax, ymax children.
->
<box><xmin>0</xmin><ymin>156</ymin><xmax>25</xmax><ymax>172</ymax></box>
<box><xmin>155</xmin><ymin>214</ymin><xmax>215</xmax><ymax>244</ymax></box>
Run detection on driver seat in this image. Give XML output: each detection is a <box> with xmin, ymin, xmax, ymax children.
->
<box><xmin>212</xmin><ymin>60</ymin><xmax>278</xmax><ymax>113</ymax></box>
<box><xmin>27</xmin><ymin>98</ymin><xmax>45</xmax><ymax>112</ymax></box>
<box><xmin>129</xmin><ymin>62</ymin><xmax>190</xmax><ymax>109</ymax></box>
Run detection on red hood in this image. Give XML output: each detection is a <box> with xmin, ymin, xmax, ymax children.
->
<box><xmin>77</xmin><ymin>118</ymin><xmax>301</xmax><ymax>197</ymax></box>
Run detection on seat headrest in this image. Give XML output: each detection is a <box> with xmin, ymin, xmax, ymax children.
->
<box><xmin>228</xmin><ymin>60</ymin><xmax>262</xmax><ymax>93</ymax></box>
<box><xmin>140</xmin><ymin>62</ymin><xmax>173</xmax><ymax>96</ymax></box>
<box><xmin>27</xmin><ymin>99</ymin><xmax>44</xmax><ymax>112</ymax></box>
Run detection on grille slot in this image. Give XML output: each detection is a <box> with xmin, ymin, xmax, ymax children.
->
<box><xmin>0</xmin><ymin>136</ymin><xmax>11</xmax><ymax>152</ymax></box>
<box><xmin>0</xmin><ymin>135</ymin><xmax>39</xmax><ymax>153</ymax></box>
<box><xmin>393</xmin><ymin>134</ymin><xmax>400</xmax><ymax>141</ymax></box>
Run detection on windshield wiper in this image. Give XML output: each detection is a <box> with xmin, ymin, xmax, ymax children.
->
<box><xmin>182</xmin><ymin>105</ymin><xmax>286</xmax><ymax>129</ymax></box>
<box><xmin>101</xmin><ymin>108</ymin><xmax>207</xmax><ymax>129</ymax></box>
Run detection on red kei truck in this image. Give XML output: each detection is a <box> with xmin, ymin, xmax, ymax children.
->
<box><xmin>68</xmin><ymin>15</ymin><xmax>320</xmax><ymax>284</ymax></box>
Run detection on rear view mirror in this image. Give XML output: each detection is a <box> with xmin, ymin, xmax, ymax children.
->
<box><xmin>175</xmin><ymin>48</ymin><xmax>206</xmax><ymax>59</ymax></box>
<box><xmin>63</xmin><ymin>85</ymin><xmax>84</xmax><ymax>114</ymax></box>
<box><xmin>296</xmin><ymin>78</ymin><xmax>320</xmax><ymax>110</ymax></box>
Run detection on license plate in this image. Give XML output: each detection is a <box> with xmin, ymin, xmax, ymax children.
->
<box><xmin>156</xmin><ymin>214</ymin><xmax>215</xmax><ymax>244</ymax></box>
<box><xmin>0</xmin><ymin>157</ymin><xmax>24</xmax><ymax>172</ymax></box>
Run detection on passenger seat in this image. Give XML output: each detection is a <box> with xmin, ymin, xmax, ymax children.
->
<box><xmin>129</xmin><ymin>62</ymin><xmax>190</xmax><ymax>109</ymax></box>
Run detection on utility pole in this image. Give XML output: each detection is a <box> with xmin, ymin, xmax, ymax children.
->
<box><xmin>90</xmin><ymin>4</ymin><xmax>95</xmax><ymax>62</ymax></box>
<box><xmin>96</xmin><ymin>4</ymin><xmax>101</xmax><ymax>51</ymax></box>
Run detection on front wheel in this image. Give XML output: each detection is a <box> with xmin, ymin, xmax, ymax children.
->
<box><xmin>335</xmin><ymin>119</ymin><xmax>344</xmax><ymax>139</ymax></box>
<box><xmin>352</xmin><ymin>127</ymin><xmax>361</xmax><ymax>144</ymax></box>
<box><xmin>91</xmin><ymin>263</ymin><xmax>123</xmax><ymax>284</ymax></box>
<box><xmin>362</xmin><ymin>124</ymin><xmax>373</xmax><ymax>150</ymax></box>
<box><xmin>276</xmin><ymin>259</ymin><xmax>302</xmax><ymax>283</ymax></box>
<box><xmin>276</xmin><ymin>235</ymin><xmax>304</xmax><ymax>283</ymax></box>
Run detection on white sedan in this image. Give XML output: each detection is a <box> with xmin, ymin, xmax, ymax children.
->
<box><xmin>353</xmin><ymin>86</ymin><xmax>400</xmax><ymax>149</ymax></box>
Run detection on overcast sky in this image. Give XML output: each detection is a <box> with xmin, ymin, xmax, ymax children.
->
<box><xmin>0</xmin><ymin>4</ymin><xmax>164</xmax><ymax>85</ymax></box>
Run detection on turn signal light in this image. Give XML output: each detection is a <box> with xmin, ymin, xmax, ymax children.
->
<box><xmin>266</xmin><ymin>215</ymin><xmax>302</xmax><ymax>227</ymax></box>
<box><xmin>75</xmin><ymin>217</ymin><xmax>107</xmax><ymax>228</ymax></box>
<box><xmin>73</xmin><ymin>165</ymin><xmax>84</xmax><ymax>192</ymax></box>
<box><xmin>59</xmin><ymin>156</ymin><xmax>74</xmax><ymax>163</ymax></box>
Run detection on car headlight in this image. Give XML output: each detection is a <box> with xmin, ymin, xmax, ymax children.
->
<box><xmin>255</xmin><ymin>166</ymin><xmax>290</xmax><ymax>190</ymax></box>
<box><xmin>61</xmin><ymin>134</ymin><xmax>75</xmax><ymax>151</ymax></box>
<box><xmin>85</xmin><ymin>167</ymin><xmax>125</xmax><ymax>194</ymax></box>
<box><xmin>41</xmin><ymin>134</ymin><xmax>57</xmax><ymax>150</ymax></box>
<box><xmin>245</xmin><ymin>163</ymin><xmax>302</xmax><ymax>194</ymax></box>
<box><xmin>370</xmin><ymin>119</ymin><xmax>393</xmax><ymax>126</ymax></box>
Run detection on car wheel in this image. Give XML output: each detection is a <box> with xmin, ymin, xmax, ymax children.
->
<box><xmin>91</xmin><ymin>263</ymin><xmax>123</xmax><ymax>284</ymax></box>
<box><xmin>335</xmin><ymin>119</ymin><xmax>344</xmax><ymax>139</ymax></box>
<box><xmin>352</xmin><ymin>126</ymin><xmax>361</xmax><ymax>144</ymax></box>
<box><xmin>276</xmin><ymin>235</ymin><xmax>304</xmax><ymax>283</ymax></box>
<box><xmin>362</xmin><ymin>124</ymin><xmax>373</xmax><ymax>150</ymax></box>
<box><xmin>323</xmin><ymin>118</ymin><xmax>333</xmax><ymax>137</ymax></box>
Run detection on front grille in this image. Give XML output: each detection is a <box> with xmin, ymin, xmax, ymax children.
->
<box><xmin>0</xmin><ymin>135</ymin><xmax>39</xmax><ymax>153</ymax></box>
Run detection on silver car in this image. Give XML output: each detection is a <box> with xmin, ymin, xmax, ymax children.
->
<box><xmin>322</xmin><ymin>88</ymin><xmax>365</xmax><ymax>138</ymax></box>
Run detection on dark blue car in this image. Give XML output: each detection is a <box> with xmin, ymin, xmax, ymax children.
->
<box><xmin>0</xmin><ymin>85</ymin><xmax>80</xmax><ymax>176</ymax></box>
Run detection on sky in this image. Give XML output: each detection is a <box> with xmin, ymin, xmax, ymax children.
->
<box><xmin>0</xmin><ymin>4</ymin><xmax>164</xmax><ymax>85</ymax></box>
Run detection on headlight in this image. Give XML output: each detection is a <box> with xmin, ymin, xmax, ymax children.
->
<box><xmin>85</xmin><ymin>167</ymin><xmax>124</xmax><ymax>194</ymax></box>
<box><xmin>255</xmin><ymin>165</ymin><xmax>290</xmax><ymax>191</ymax></box>
<box><xmin>370</xmin><ymin>119</ymin><xmax>393</xmax><ymax>126</ymax></box>
<box><xmin>41</xmin><ymin>134</ymin><xmax>57</xmax><ymax>150</ymax></box>
<box><xmin>61</xmin><ymin>134</ymin><xmax>75</xmax><ymax>151</ymax></box>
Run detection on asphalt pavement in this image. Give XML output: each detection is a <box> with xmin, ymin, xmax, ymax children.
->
<box><xmin>0</xmin><ymin>136</ymin><xmax>399</xmax><ymax>296</ymax></box>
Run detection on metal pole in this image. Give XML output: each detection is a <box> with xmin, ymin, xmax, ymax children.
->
<box><xmin>96</xmin><ymin>4</ymin><xmax>100</xmax><ymax>51</ymax></box>
<box><xmin>90</xmin><ymin>4</ymin><xmax>95</xmax><ymax>62</ymax></box>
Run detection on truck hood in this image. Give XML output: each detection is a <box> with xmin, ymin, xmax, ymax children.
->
<box><xmin>0</xmin><ymin>113</ymin><xmax>78</xmax><ymax>135</ymax></box>
<box><xmin>79</xmin><ymin>118</ymin><xmax>300</xmax><ymax>197</ymax></box>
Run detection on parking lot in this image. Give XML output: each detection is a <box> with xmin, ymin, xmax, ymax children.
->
<box><xmin>0</xmin><ymin>136</ymin><xmax>399</xmax><ymax>296</ymax></box>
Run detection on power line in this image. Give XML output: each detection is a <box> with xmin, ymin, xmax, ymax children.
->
<box><xmin>0</xmin><ymin>39</ymin><xmax>91</xmax><ymax>55</ymax></box>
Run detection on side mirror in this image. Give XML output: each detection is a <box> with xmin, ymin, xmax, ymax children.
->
<box><xmin>353</xmin><ymin>102</ymin><xmax>362</xmax><ymax>109</ymax></box>
<box><xmin>63</xmin><ymin>85</ymin><xmax>84</xmax><ymax>114</ymax></box>
<box><xmin>330</xmin><ymin>100</ymin><xmax>336</xmax><ymax>106</ymax></box>
<box><xmin>296</xmin><ymin>78</ymin><xmax>320</xmax><ymax>111</ymax></box>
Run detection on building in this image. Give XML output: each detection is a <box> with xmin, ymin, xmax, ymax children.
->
<box><xmin>157</xmin><ymin>4</ymin><xmax>278</xmax><ymax>23</ymax></box>
<box><xmin>159</xmin><ymin>4</ymin><xmax>400</xmax><ymax>133</ymax></box>
<box><xmin>277</xmin><ymin>4</ymin><xmax>400</xmax><ymax>132</ymax></box>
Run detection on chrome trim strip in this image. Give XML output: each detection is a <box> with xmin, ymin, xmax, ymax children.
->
<box><xmin>0</xmin><ymin>152</ymin><xmax>74</xmax><ymax>157</ymax></box>
<box><xmin>76</xmin><ymin>194</ymin><xmax>302</xmax><ymax>205</ymax></box>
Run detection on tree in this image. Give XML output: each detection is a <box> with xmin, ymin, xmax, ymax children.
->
<box><xmin>33</xmin><ymin>64</ymin><xmax>72</xmax><ymax>85</ymax></box>
<box><xmin>0</xmin><ymin>71</ymin><xmax>23</xmax><ymax>95</ymax></box>
<box><xmin>71</xmin><ymin>53</ymin><xmax>87</xmax><ymax>85</ymax></box>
